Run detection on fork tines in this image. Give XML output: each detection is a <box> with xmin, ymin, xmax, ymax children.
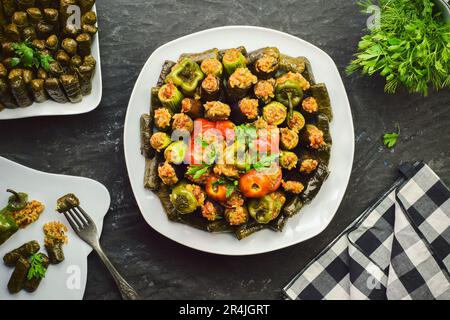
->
<box><xmin>63</xmin><ymin>206</ymin><xmax>94</xmax><ymax>232</ymax></box>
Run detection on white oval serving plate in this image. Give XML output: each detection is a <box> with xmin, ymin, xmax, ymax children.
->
<box><xmin>124</xmin><ymin>26</ymin><xmax>354</xmax><ymax>256</ymax></box>
<box><xmin>0</xmin><ymin>156</ymin><xmax>110</xmax><ymax>300</ymax></box>
<box><xmin>0</xmin><ymin>5</ymin><xmax>102</xmax><ymax>120</ymax></box>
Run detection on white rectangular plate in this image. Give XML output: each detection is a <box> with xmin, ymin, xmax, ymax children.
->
<box><xmin>0</xmin><ymin>5</ymin><xmax>102</xmax><ymax>120</ymax></box>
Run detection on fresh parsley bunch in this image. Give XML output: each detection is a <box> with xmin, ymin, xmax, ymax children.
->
<box><xmin>347</xmin><ymin>0</ymin><xmax>450</xmax><ymax>96</ymax></box>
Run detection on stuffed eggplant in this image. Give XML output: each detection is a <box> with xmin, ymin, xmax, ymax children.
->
<box><xmin>141</xmin><ymin>47</ymin><xmax>333</xmax><ymax>240</ymax></box>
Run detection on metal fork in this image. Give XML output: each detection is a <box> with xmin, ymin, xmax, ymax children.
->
<box><xmin>62</xmin><ymin>206</ymin><xmax>140</xmax><ymax>300</ymax></box>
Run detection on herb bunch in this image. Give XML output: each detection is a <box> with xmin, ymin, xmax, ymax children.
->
<box><xmin>346</xmin><ymin>0</ymin><xmax>450</xmax><ymax>96</ymax></box>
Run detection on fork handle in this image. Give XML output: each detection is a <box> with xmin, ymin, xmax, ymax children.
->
<box><xmin>92</xmin><ymin>244</ymin><xmax>141</xmax><ymax>300</ymax></box>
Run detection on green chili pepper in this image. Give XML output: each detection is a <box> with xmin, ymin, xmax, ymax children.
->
<box><xmin>222</xmin><ymin>48</ymin><xmax>247</xmax><ymax>75</ymax></box>
<box><xmin>275</xmin><ymin>80</ymin><xmax>303</xmax><ymax>108</ymax></box>
<box><xmin>166</xmin><ymin>59</ymin><xmax>204</xmax><ymax>96</ymax></box>
<box><xmin>247</xmin><ymin>191</ymin><xmax>285</xmax><ymax>224</ymax></box>
<box><xmin>6</xmin><ymin>189</ymin><xmax>28</xmax><ymax>211</ymax></box>
<box><xmin>170</xmin><ymin>183</ymin><xmax>198</xmax><ymax>215</ymax></box>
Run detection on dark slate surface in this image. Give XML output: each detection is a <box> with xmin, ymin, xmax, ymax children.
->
<box><xmin>0</xmin><ymin>0</ymin><xmax>449</xmax><ymax>300</ymax></box>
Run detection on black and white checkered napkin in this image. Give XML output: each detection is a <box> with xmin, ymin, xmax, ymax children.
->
<box><xmin>284</xmin><ymin>162</ymin><xmax>450</xmax><ymax>300</ymax></box>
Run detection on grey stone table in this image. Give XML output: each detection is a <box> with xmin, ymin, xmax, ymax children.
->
<box><xmin>0</xmin><ymin>0</ymin><xmax>449</xmax><ymax>300</ymax></box>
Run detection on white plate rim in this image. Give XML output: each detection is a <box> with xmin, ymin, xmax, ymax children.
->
<box><xmin>124</xmin><ymin>25</ymin><xmax>355</xmax><ymax>256</ymax></box>
<box><xmin>0</xmin><ymin>5</ymin><xmax>103</xmax><ymax>120</ymax></box>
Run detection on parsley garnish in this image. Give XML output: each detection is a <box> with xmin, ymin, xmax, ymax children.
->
<box><xmin>383</xmin><ymin>125</ymin><xmax>400</xmax><ymax>149</ymax></box>
<box><xmin>253</xmin><ymin>154</ymin><xmax>280</xmax><ymax>171</ymax></box>
<box><xmin>213</xmin><ymin>177</ymin><xmax>238</xmax><ymax>198</ymax></box>
<box><xmin>27</xmin><ymin>253</ymin><xmax>47</xmax><ymax>280</ymax></box>
<box><xmin>11</xmin><ymin>41</ymin><xmax>55</xmax><ymax>72</ymax></box>
<box><xmin>186</xmin><ymin>164</ymin><xmax>211</xmax><ymax>180</ymax></box>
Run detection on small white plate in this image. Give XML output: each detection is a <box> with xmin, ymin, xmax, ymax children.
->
<box><xmin>0</xmin><ymin>156</ymin><xmax>110</xmax><ymax>300</ymax></box>
<box><xmin>0</xmin><ymin>5</ymin><xmax>102</xmax><ymax>120</ymax></box>
<box><xmin>124</xmin><ymin>26</ymin><xmax>355</xmax><ymax>256</ymax></box>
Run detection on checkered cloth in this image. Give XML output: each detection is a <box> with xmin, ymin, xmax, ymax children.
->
<box><xmin>284</xmin><ymin>162</ymin><xmax>450</xmax><ymax>300</ymax></box>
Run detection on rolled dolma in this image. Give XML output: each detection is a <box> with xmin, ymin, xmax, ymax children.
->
<box><xmin>61</xmin><ymin>37</ymin><xmax>77</xmax><ymax>55</ymax></box>
<box><xmin>83</xmin><ymin>54</ymin><xmax>96</xmax><ymax>68</ymax></box>
<box><xmin>30</xmin><ymin>78</ymin><xmax>47</xmax><ymax>102</ymax></box>
<box><xmin>140</xmin><ymin>113</ymin><xmax>154</xmax><ymax>159</ymax></box>
<box><xmin>81</xmin><ymin>11</ymin><xmax>96</xmax><ymax>25</ymax></box>
<box><xmin>60</xmin><ymin>74</ymin><xmax>81</xmax><ymax>102</ymax></box>
<box><xmin>45</xmin><ymin>242</ymin><xmax>64</xmax><ymax>264</ymax></box>
<box><xmin>43</xmin><ymin>8</ymin><xmax>58</xmax><ymax>23</ymax></box>
<box><xmin>300</xmin><ymin>163</ymin><xmax>330</xmax><ymax>204</ymax></box>
<box><xmin>45</xmin><ymin>77</ymin><xmax>69</xmax><ymax>103</ymax></box>
<box><xmin>3</xmin><ymin>240</ymin><xmax>40</xmax><ymax>267</ymax></box>
<box><xmin>207</xmin><ymin>220</ymin><xmax>234</xmax><ymax>234</ymax></box>
<box><xmin>81</xmin><ymin>23</ymin><xmax>97</xmax><ymax>36</ymax></box>
<box><xmin>80</xmin><ymin>0</ymin><xmax>95</xmax><ymax>14</ymax></box>
<box><xmin>27</xmin><ymin>7</ymin><xmax>43</xmax><ymax>25</ymax></box>
<box><xmin>77</xmin><ymin>63</ymin><xmax>94</xmax><ymax>95</ymax></box>
<box><xmin>4</xmin><ymin>23</ymin><xmax>20</xmax><ymax>42</ymax></box>
<box><xmin>300</xmin><ymin>56</ymin><xmax>316</xmax><ymax>85</ymax></box>
<box><xmin>45</xmin><ymin>34</ymin><xmax>59</xmax><ymax>51</ymax></box>
<box><xmin>144</xmin><ymin>157</ymin><xmax>160</xmax><ymax>190</ymax></box>
<box><xmin>235</xmin><ymin>221</ymin><xmax>268</xmax><ymax>241</ymax></box>
<box><xmin>36</xmin><ymin>20</ymin><xmax>54</xmax><ymax>37</ymax></box>
<box><xmin>48</xmin><ymin>60</ymin><xmax>64</xmax><ymax>76</ymax></box>
<box><xmin>1</xmin><ymin>42</ymin><xmax>14</xmax><ymax>57</ymax></box>
<box><xmin>311</xmin><ymin>83</ymin><xmax>333</xmax><ymax>121</ymax></box>
<box><xmin>9</xmin><ymin>69</ymin><xmax>33</xmax><ymax>107</ymax></box>
<box><xmin>69</xmin><ymin>54</ymin><xmax>82</xmax><ymax>72</ymax></box>
<box><xmin>283</xmin><ymin>196</ymin><xmax>304</xmax><ymax>217</ymax></box>
<box><xmin>22</xmin><ymin>26</ymin><xmax>37</xmax><ymax>40</ymax></box>
<box><xmin>2</xmin><ymin>0</ymin><xmax>16</xmax><ymax>18</ymax></box>
<box><xmin>23</xmin><ymin>253</ymin><xmax>50</xmax><ymax>293</ymax></box>
<box><xmin>156</xmin><ymin>60</ymin><xmax>176</xmax><ymax>88</ymax></box>
<box><xmin>150</xmin><ymin>87</ymin><xmax>161</xmax><ymax>109</ymax></box>
<box><xmin>12</xmin><ymin>11</ymin><xmax>29</xmax><ymax>29</ymax></box>
<box><xmin>279</xmin><ymin>55</ymin><xmax>306</xmax><ymax>74</ymax></box>
<box><xmin>270</xmin><ymin>213</ymin><xmax>289</xmax><ymax>232</ymax></box>
<box><xmin>22</xmin><ymin>68</ymin><xmax>34</xmax><ymax>85</ymax></box>
<box><xmin>32</xmin><ymin>39</ymin><xmax>46</xmax><ymax>50</ymax></box>
<box><xmin>179</xmin><ymin>48</ymin><xmax>220</xmax><ymax>64</ymax></box>
<box><xmin>75</xmin><ymin>32</ymin><xmax>91</xmax><ymax>56</ymax></box>
<box><xmin>36</xmin><ymin>67</ymin><xmax>48</xmax><ymax>79</ymax></box>
<box><xmin>56</xmin><ymin>49</ymin><xmax>70</xmax><ymax>66</ymax></box>
<box><xmin>17</xmin><ymin>0</ymin><xmax>36</xmax><ymax>11</ymax></box>
<box><xmin>8</xmin><ymin>257</ymin><xmax>30</xmax><ymax>293</ymax></box>
<box><xmin>0</xmin><ymin>78</ymin><xmax>18</xmax><ymax>108</ymax></box>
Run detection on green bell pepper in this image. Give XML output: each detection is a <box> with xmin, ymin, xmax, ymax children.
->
<box><xmin>0</xmin><ymin>189</ymin><xmax>28</xmax><ymax>245</ymax></box>
<box><xmin>166</xmin><ymin>59</ymin><xmax>204</xmax><ymax>96</ymax></box>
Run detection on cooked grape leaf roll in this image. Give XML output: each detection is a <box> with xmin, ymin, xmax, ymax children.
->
<box><xmin>3</xmin><ymin>240</ymin><xmax>40</xmax><ymax>267</ymax></box>
<box><xmin>80</xmin><ymin>0</ymin><xmax>95</xmax><ymax>14</ymax></box>
<box><xmin>0</xmin><ymin>77</ymin><xmax>18</xmax><ymax>108</ymax></box>
<box><xmin>7</xmin><ymin>257</ymin><xmax>30</xmax><ymax>294</ymax></box>
<box><xmin>30</xmin><ymin>78</ymin><xmax>48</xmax><ymax>102</ymax></box>
<box><xmin>60</xmin><ymin>74</ymin><xmax>81</xmax><ymax>102</ymax></box>
<box><xmin>77</xmin><ymin>63</ymin><xmax>94</xmax><ymax>95</ymax></box>
<box><xmin>45</xmin><ymin>77</ymin><xmax>69</xmax><ymax>103</ymax></box>
<box><xmin>75</xmin><ymin>32</ymin><xmax>91</xmax><ymax>56</ymax></box>
<box><xmin>23</xmin><ymin>253</ymin><xmax>49</xmax><ymax>293</ymax></box>
<box><xmin>9</xmin><ymin>69</ymin><xmax>33</xmax><ymax>107</ymax></box>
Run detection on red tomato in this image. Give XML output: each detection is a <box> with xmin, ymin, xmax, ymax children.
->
<box><xmin>194</xmin><ymin>118</ymin><xmax>215</xmax><ymax>134</ymax></box>
<box><xmin>215</xmin><ymin>121</ymin><xmax>235</xmax><ymax>141</ymax></box>
<box><xmin>238</xmin><ymin>170</ymin><xmax>272</xmax><ymax>198</ymax></box>
<box><xmin>205</xmin><ymin>176</ymin><xmax>228</xmax><ymax>203</ymax></box>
